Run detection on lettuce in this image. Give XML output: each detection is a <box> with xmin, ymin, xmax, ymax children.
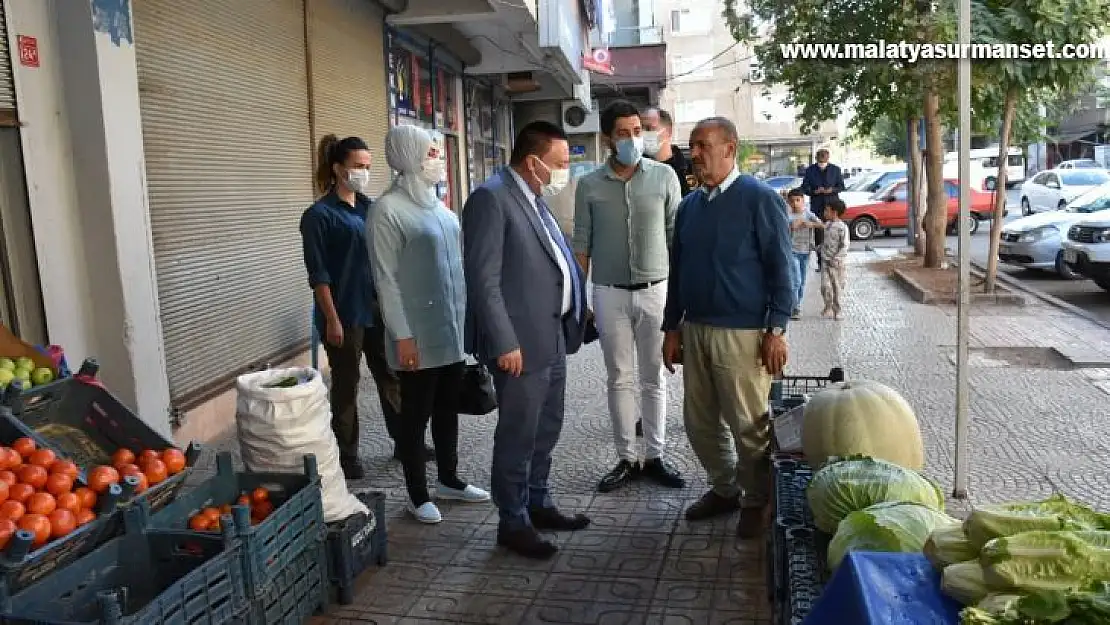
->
<box><xmin>806</xmin><ymin>456</ymin><xmax>946</xmax><ymax>533</ymax></box>
<box><xmin>827</xmin><ymin>501</ymin><xmax>959</xmax><ymax>571</ymax></box>
<box><xmin>964</xmin><ymin>495</ymin><xmax>1110</xmax><ymax>549</ymax></box>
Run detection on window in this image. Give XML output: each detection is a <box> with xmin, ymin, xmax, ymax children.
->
<box><xmin>752</xmin><ymin>93</ymin><xmax>797</xmax><ymax>124</ymax></box>
<box><xmin>676</xmin><ymin>99</ymin><xmax>715</xmax><ymax>123</ymax></box>
<box><xmin>671</xmin><ymin>54</ymin><xmax>714</xmax><ymax>81</ymax></box>
<box><xmin>670</xmin><ymin>8</ymin><xmax>711</xmax><ymax>35</ymax></box>
<box><xmin>1032</xmin><ymin>172</ymin><xmax>1050</xmax><ymax>185</ymax></box>
<box><xmin>1061</xmin><ymin>170</ymin><xmax>1110</xmax><ymax>186</ymax></box>
<box><xmin>944</xmin><ymin>181</ymin><xmax>959</xmax><ymax>198</ymax></box>
<box><xmin>893</xmin><ymin>185</ymin><xmax>909</xmax><ymax>202</ymax></box>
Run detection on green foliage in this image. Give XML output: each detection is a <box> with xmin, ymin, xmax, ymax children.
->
<box><xmin>735</xmin><ymin>140</ymin><xmax>760</xmax><ymax>169</ymax></box>
<box><xmin>871</xmin><ymin>116</ymin><xmax>910</xmax><ymax>159</ymax></box>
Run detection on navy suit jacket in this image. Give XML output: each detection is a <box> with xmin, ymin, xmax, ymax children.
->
<box><xmin>461</xmin><ymin>167</ymin><xmax>588</xmax><ymax>372</ymax></box>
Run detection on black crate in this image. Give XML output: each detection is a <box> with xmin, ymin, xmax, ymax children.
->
<box><xmin>326</xmin><ymin>491</ymin><xmax>387</xmax><ymax>605</ymax></box>
<box><xmin>777</xmin><ymin>527</ymin><xmax>824</xmax><ymax>625</ymax></box>
<box><xmin>235</xmin><ymin>541</ymin><xmax>327</xmax><ymax>625</ymax></box>
<box><xmin>769</xmin><ymin>368</ymin><xmax>845</xmax><ymax>412</ymax></box>
<box><xmin>767</xmin><ymin>457</ymin><xmax>815</xmax><ymax>607</ymax></box>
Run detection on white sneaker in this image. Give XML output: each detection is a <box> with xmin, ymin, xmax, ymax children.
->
<box><xmin>436</xmin><ymin>484</ymin><xmax>491</xmax><ymax>503</ymax></box>
<box><xmin>409</xmin><ymin>501</ymin><xmax>442</xmax><ymax>524</ymax></box>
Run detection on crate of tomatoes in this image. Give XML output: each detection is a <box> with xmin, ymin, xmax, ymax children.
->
<box><xmin>136</xmin><ymin>451</ymin><xmax>326</xmax><ymax>617</ymax></box>
<box><xmin>3</xmin><ymin>372</ymin><xmax>199</xmax><ymax>514</ymax></box>
<box><xmin>0</xmin><ymin>411</ymin><xmax>133</xmax><ymax>593</ymax></box>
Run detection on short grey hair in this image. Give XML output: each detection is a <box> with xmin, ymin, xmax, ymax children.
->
<box><xmin>694</xmin><ymin>117</ymin><xmax>739</xmax><ymax>144</ymax></box>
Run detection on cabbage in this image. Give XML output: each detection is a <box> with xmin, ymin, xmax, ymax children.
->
<box><xmin>806</xmin><ymin>456</ymin><xmax>946</xmax><ymax>533</ymax></box>
<box><xmin>827</xmin><ymin>501</ymin><xmax>959</xmax><ymax>571</ymax></box>
<box><xmin>980</xmin><ymin>530</ymin><xmax>1110</xmax><ymax>594</ymax></box>
<box><xmin>942</xmin><ymin>561</ymin><xmax>993</xmax><ymax>606</ymax></box>
<box><xmin>926</xmin><ymin>523</ymin><xmax>979</xmax><ymax>570</ymax></box>
<box><xmin>964</xmin><ymin>494</ymin><xmax>1110</xmax><ymax>549</ymax></box>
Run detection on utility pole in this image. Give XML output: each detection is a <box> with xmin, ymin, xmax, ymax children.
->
<box><xmin>953</xmin><ymin>0</ymin><xmax>972</xmax><ymax>499</ymax></box>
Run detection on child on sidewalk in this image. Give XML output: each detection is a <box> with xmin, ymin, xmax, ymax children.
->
<box><xmin>819</xmin><ymin>198</ymin><xmax>850</xmax><ymax>319</ymax></box>
<box><xmin>786</xmin><ymin>188</ymin><xmax>824</xmax><ymax>319</ymax></box>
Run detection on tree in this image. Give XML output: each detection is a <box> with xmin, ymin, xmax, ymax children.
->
<box><xmin>871</xmin><ymin>116</ymin><xmax>909</xmax><ymax>159</ymax></box>
<box><xmin>735</xmin><ymin>140</ymin><xmax>760</xmax><ymax>170</ymax></box>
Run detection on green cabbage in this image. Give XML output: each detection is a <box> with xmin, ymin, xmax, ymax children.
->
<box><xmin>806</xmin><ymin>456</ymin><xmax>946</xmax><ymax>533</ymax></box>
<box><xmin>943</xmin><ymin>560</ymin><xmax>993</xmax><ymax>606</ymax></box>
<box><xmin>827</xmin><ymin>501</ymin><xmax>959</xmax><ymax>571</ymax></box>
<box><xmin>964</xmin><ymin>494</ymin><xmax>1110</xmax><ymax>549</ymax></box>
<box><xmin>926</xmin><ymin>523</ymin><xmax>979</xmax><ymax>570</ymax></box>
<box><xmin>980</xmin><ymin>530</ymin><xmax>1110</xmax><ymax>594</ymax></box>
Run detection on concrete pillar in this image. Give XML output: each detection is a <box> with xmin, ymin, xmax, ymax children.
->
<box><xmin>9</xmin><ymin>0</ymin><xmax>171</xmax><ymax>436</ymax></box>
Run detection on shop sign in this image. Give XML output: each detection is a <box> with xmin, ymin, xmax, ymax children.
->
<box><xmin>17</xmin><ymin>36</ymin><xmax>39</xmax><ymax>68</ymax></box>
<box><xmin>582</xmin><ymin>48</ymin><xmax>613</xmax><ymax>75</ymax></box>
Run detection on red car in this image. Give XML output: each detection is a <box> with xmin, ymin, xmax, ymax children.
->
<box><xmin>843</xmin><ymin>178</ymin><xmax>998</xmax><ymax>240</ymax></box>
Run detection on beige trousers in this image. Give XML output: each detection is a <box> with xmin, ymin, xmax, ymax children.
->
<box><xmin>820</xmin><ymin>261</ymin><xmax>847</xmax><ymax>315</ymax></box>
<box><xmin>681</xmin><ymin>323</ymin><xmax>772</xmax><ymax>504</ymax></box>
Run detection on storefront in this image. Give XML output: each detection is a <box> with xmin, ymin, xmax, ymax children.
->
<box><xmin>465</xmin><ymin>79</ymin><xmax>514</xmax><ymax>191</ymax></box>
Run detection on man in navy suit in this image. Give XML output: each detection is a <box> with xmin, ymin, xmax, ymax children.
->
<box><xmin>461</xmin><ymin>121</ymin><xmax>590</xmax><ymax>559</ymax></box>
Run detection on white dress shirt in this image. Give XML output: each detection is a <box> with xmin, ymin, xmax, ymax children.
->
<box><xmin>509</xmin><ymin>169</ymin><xmax>573</xmax><ymax>315</ymax></box>
<box><xmin>706</xmin><ymin>166</ymin><xmax>742</xmax><ymax>201</ymax></box>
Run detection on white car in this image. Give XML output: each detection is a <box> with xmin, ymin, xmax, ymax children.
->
<box><xmin>841</xmin><ymin>168</ymin><xmax>907</xmax><ymax>206</ymax></box>
<box><xmin>1020</xmin><ymin>168</ymin><xmax>1110</xmax><ymax>215</ymax></box>
<box><xmin>1056</xmin><ymin>159</ymin><xmax>1103</xmax><ymax>170</ymax></box>
<box><xmin>999</xmin><ymin>182</ymin><xmax>1110</xmax><ymax>278</ymax></box>
<box><xmin>1062</xmin><ymin>214</ymin><xmax>1110</xmax><ymax>291</ymax></box>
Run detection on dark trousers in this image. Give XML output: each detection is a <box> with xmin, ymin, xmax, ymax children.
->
<box><xmin>812</xmin><ymin>225</ymin><xmax>825</xmax><ymax>269</ymax></box>
<box><xmin>397</xmin><ymin>361</ymin><xmax>465</xmax><ymax>506</ymax></box>
<box><xmin>322</xmin><ymin>320</ymin><xmax>402</xmax><ymax>459</ymax></box>
<box><xmin>490</xmin><ymin>331</ymin><xmax>567</xmax><ymax>531</ymax></box>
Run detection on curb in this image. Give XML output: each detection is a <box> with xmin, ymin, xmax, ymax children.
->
<box><xmin>890</xmin><ymin>266</ymin><xmax>1025</xmax><ymax>306</ymax></box>
<box><xmin>968</xmin><ymin>259</ymin><xmax>1110</xmax><ymax>333</ymax></box>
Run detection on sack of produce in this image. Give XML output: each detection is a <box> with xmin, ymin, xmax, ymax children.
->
<box><xmin>941</xmin><ymin>560</ymin><xmax>992</xmax><ymax>606</ymax></box>
<box><xmin>807</xmin><ymin>456</ymin><xmax>946</xmax><ymax>533</ymax></box>
<box><xmin>236</xmin><ymin>368</ymin><xmax>368</xmax><ymax>522</ymax></box>
<box><xmin>979</xmin><ymin>530</ymin><xmax>1110</xmax><ymax>594</ymax></box>
<box><xmin>827</xmin><ymin>501</ymin><xmax>960</xmax><ymax>571</ymax></box>
<box><xmin>801</xmin><ymin>380</ymin><xmax>925</xmax><ymax>470</ymax></box>
<box><xmin>964</xmin><ymin>494</ymin><xmax>1110</xmax><ymax>549</ymax></box>
<box><xmin>926</xmin><ymin>523</ymin><xmax>979</xmax><ymax>570</ymax></box>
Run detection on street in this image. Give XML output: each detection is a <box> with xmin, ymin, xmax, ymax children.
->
<box><xmin>853</xmin><ymin>187</ymin><xmax>1110</xmax><ymax>325</ymax></box>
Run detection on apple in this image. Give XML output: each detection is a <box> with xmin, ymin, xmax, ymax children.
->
<box><xmin>0</xmin><ymin>358</ymin><xmax>13</xmax><ymax>371</ymax></box>
<box><xmin>29</xmin><ymin>368</ymin><xmax>53</xmax><ymax>386</ymax></box>
<box><xmin>14</xmin><ymin>357</ymin><xmax>34</xmax><ymax>371</ymax></box>
<box><xmin>12</xmin><ymin>368</ymin><xmax>30</xmax><ymax>382</ymax></box>
<box><xmin>0</xmin><ymin>369</ymin><xmax>13</xmax><ymax>388</ymax></box>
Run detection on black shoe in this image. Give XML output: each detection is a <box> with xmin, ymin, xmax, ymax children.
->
<box><xmin>597</xmin><ymin>460</ymin><xmax>639</xmax><ymax>493</ymax></box>
<box><xmin>635</xmin><ymin>420</ymin><xmax>643</xmax><ymax>436</ymax></box>
<box><xmin>791</xmin><ymin>309</ymin><xmax>801</xmax><ymax>320</ymax></box>
<box><xmin>529</xmin><ymin>507</ymin><xmax>591</xmax><ymax>531</ymax></box>
<box><xmin>497</xmin><ymin>526</ymin><xmax>558</xmax><ymax>560</ymax></box>
<box><xmin>685</xmin><ymin>490</ymin><xmax>741</xmax><ymax>521</ymax></box>
<box><xmin>340</xmin><ymin>455</ymin><xmax>365</xmax><ymax>480</ymax></box>
<box><xmin>641</xmin><ymin>458</ymin><xmax>685</xmax><ymax>489</ymax></box>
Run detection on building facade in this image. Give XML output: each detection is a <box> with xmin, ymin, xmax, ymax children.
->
<box><xmin>1</xmin><ymin>0</ymin><xmax>593</xmax><ymax>442</ymax></box>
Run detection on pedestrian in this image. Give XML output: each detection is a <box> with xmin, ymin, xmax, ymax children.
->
<box><xmin>801</xmin><ymin>149</ymin><xmax>845</xmax><ymax>272</ymax></box>
<box><xmin>461</xmin><ymin>120</ymin><xmax>591</xmax><ymax>560</ymax></box>
<box><xmin>641</xmin><ymin>107</ymin><xmax>692</xmax><ymax>197</ymax></box>
<box><xmin>301</xmin><ymin>135</ymin><xmax>403</xmax><ymax>480</ymax></box>
<box><xmin>661</xmin><ymin>117</ymin><xmax>794</xmax><ymax>539</ymax></box>
<box><xmin>819</xmin><ymin>198</ymin><xmax>850</xmax><ymax>320</ymax></box>
<box><xmin>573</xmin><ymin>100</ymin><xmax>685</xmax><ymax>494</ymax></box>
<box><xmin>786</xmin><ymin>188</ymin><xmax>824</xmax><ymax>319</ymax></box>
<box><xmin>369</xmin><ymin>125</ymin><xmax>490</xmax><ymax>524</ymax></box>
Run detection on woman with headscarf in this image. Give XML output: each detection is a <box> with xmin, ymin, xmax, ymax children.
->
<box><xmin>369</xmin><ymin>125</ymin><xmax>489</xmax><ymax>524</ymax></box>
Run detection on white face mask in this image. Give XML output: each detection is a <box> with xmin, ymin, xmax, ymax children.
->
<box><xmin>418</xmin><ymin>157</ymin><xmax>447</xmax><ymax>185</ymax></box>
<box><xmin>642</xmin><ymin>131</ymin><xmax>661</xmax><ymax>156</ymax></box>
<box><xmin>344</xmin><ymin>169</ymin><xmax>371</xmax><ymax>194</ymax></box>
<box><xmin>533</xmin><ymin>157</ymin><xmax>570</xmax><ymax>197</ymax></box>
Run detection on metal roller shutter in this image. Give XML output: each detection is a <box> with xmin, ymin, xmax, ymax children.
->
<box><xmin>133</xmin><ymin>0</ymin><xmax>314</xmax><ymax>405</ymax></box>
<box><xmin>0</xmin><ymin>4</ymin><xmax>16</xmax><ymax>114</ymax></box>
<box><xmin>309</xmin><ymin>0</ymin><xmax>391</xmax><ymax>197</ymax></box>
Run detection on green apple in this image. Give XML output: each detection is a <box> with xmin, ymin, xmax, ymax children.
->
<box><xmin>14</xmin><ymin>357</ymin><xmax>34</xmax><ymax>371</ymax></box>
<box><xmin>12</xmin><ymin>368</ymin><xmax>30</xmax><ymax>382</ymax></box>
<box><xmin>30</xmin><ymin>368</ymin><xmax>54</xmax><ymax>386</ymax></box>
<box><xmin>0</xmin><ymin>369</ymin><xmax>13</xmax><ymax>388</ymax></box>
<box><xmin>0</xmin><ymin>358</ymin><xmax>14</xmax><ymax>371</ymax></box>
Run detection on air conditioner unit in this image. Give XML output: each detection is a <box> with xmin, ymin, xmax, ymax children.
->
<box><xmin>749</xmin><ymin>61</ymin><xmax>765</xmax><ymax>83</ymax></box>
<box><xmin>561</xmin><ymin>100</ymin><xmax>599</xmax><ymax>134</ymax></box>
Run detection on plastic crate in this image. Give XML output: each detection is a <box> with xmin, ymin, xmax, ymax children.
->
<box><xmin>769</xmin><ymin>367</ymin><xmax>845</xmax><ymax>412</ymax></box>
<box><xmin>0</xmin><ymin>519</ymin><xmax>245</xmax><ymax>625</ymax></box>
<box><xmin>236</xmin><ymin>541</ymin><xmax>327</xmax><ymax>625</ymax></box>
<box><xmin>0</xmin><ymin>353</ymin><xmax>77</xmax><ymax>407</ymax></box>
<box><xmin>140</xmin><ymin>452</ymin><xmax>325</xmax><ymax>599</ymax></box>
<box><xmin>326</xmin><ymin>491</ymin><xmax>387</xmax><ymax>605</ymax></box>
<box><xmin>776</xmin><ymin>526</ymin><xmax>824</xmax><ymax>625</ymax></box>
<box><xmin>767</xmin><ymin>457</ymin><xmax>815</xmax><ymax>606</ymax></box>
<box><xmin>3</xmin><ymin>372</ymin><xmax>200</xmax><ymax>514</ymax></box>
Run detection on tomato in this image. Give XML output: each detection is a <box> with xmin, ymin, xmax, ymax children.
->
<box><xmin>47</xmin><ymin>509</ymin><xmax>77</xmax><ymax>539</ymax></box>
<box><xmin>219</xmin><ymin>503</ymin><xmax>233</xmax><ymax>516</ymax></box>
<box><xmin>162</xmin><ymin>449</ymin><xmax>187</xmax><ymax>475</ymax></box>
<box><xmin>0</xmin><ymin>518</ymin><xmax>15</xmax><ymax>551</ymax></box>
<box><xmin>251</xmin><ymin>488</ymin><xmax>269</xmax><ymax>504</ymax></box>
<box><xmin>0</xmin><ymin>480</ymin><xmax>8</xmax><ymax>505</ymax></box>
<box><xmin>142</xmin><ymin>459</ymin><xmax>168</xmax><ymax>486</ymax></box>
<box><xmin>111</xmin><ymin>448</ymin><xmax>136</xmax><ymax>468</ymax></box>
<box><xmin>18</xmin><ymin>513</ymin><xmax>51</xmax><ymax>547</ymax></box>
<box><xmin>49</xmin><ymin>460</ymin><xmax>79</xmax><ymax>479</ymax></box>
<box><xmin>236</xmin><ymin>495</ymin><xmax>251</xmax><ymax>507</ymax></box>
<box><xmin>137</xmin><ymin>449</ymin><xmax>161</xmax><ymax>466</ymax></box>
<box><xmin>10</xmin><ymin>438</ymin><xmax>35</xmax><ymax>460</ymax></box>
<box><xmin>74</xmin><ymin>487</ymin><xmax>97</xmax><ymax>510</ymax></box>
<box><xmin>16</xmin><ymin>465</ymin><xmax>47</xmax><ymax>490</ymax></box>
<box><xmin>188</xmin><ymin>514</ymin><xmax>210</xmax><ymax>532</ymax></box>
<box><xmin>26</xmin><ymin>492</ymin><xmax>55</xmax><ymax>516</ymax></box>
<box><xmin>0</xmin><ymin>471</ymin><xmax>16</xmax><ymax>487</ymax></box>
<box><xmin>44</xmin><ymin>473</ymin><xmax>73</xmax><ymax>497</ymax></box>
<box><xmin>0</xmin><ymin>501</ymin><xmax>24</xmax><ymax>521</ymax></box>
<box><xmin>76</xmin><ymin>508</ymin><xmax>96</xmax><ymax>526</ymax></box>
<box><xmin>55</xmin><ymin>492</ymin><xmax>81</xmax><ymax>514</ymax></box>
<box><xmin>116</xmin><ymin>463</ymin><xmax>142</xmax><ymax>478</ymax></box>
<box><xmin>7</xmin><ymin>484</ymin><xmax>33</xmax><ymax>505</ymax></box>
<box><xmin>87</xmin><ymin>466</ymin><xmax>120</xmax><ymax>494</ymax></box>
<box><xmin>123</xmin><ymin>472</ymin><xmax>148</xmax><ymax>494</ymax></box>
<box><xmin>27</xmin><ymin>449</ymin><xmax>55</xmax><ymax>468</ymax></box>
<box><xmin>201</xmin><ymin>507</ymin><xmax>221</xmax><ymax>522</ymax></box>
<box><xmin>252</xmin><ymin>500</ymin><xmax>274</xmax><ymax>521</ymax></box>
<box><xmin>0</xmin><ymin>448</ymin><xmax>17</xmax><ymax>470</ymax></box>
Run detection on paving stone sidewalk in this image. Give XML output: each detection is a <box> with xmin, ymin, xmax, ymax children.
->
<box><xmin>288</xmin><ymin>251</ymin><xmax>1110</xmax><ymax>624</ymax></box>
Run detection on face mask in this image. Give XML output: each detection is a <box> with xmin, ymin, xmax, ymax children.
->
<box><xmin>532</xmin><ymin>157</ymin><xmax>570</xmax><ymax>197</ymax></box>
<box><xmin>642</xmin><ymin>131</ymin><xmax>661</xmax><ymax>157</ymax></box>
<box><xmin>418</xmin><ymin>157</ymin><xmax>446</xmax><ymax>185</ymax></box>
<box><xmin>614</xmin><ymin>136</ymin><xmax>644</xmax><ymax>166</ymax></box>
<box><xmin>344</xmin><ymin>169</ymin><xmax>371</xmax><ymax>194</ymax></box>
<box><xmin>817</xmin><ymin>161</ymin><xmax>828</xmax><ymax>170</ymax></box>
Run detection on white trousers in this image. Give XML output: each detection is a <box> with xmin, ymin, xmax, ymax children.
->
<box><xmin>593</xmin><ymin>280</ymin><xmax>668</xmax><ymax>462</ymax></box>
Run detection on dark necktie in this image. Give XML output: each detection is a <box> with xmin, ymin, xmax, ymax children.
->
<box><xmin>536</xmin><ymin>197</ymin><xmax>582</xmax><ymax>321</ymax></box>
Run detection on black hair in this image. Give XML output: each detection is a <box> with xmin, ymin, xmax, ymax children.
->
<box><xmin>644</xmin><ymin>107</ymin><xmax>674</xmax><ymax>130</ymax></box>
<box><xmin>509</xmin><ymin>121</ymin><xmax>568</xmax><ymax>166</ymax></box>
<box><xmin>826</xmin><ymin>198</ymin><xmax>847</xmax><ymax>215</ymax></box>
<box><xmin>600</xmin><ymin>100</ymin><xmax>641</xmax><ymax>136</ymax></box>
<box><xmin>315</xmin><ymin>134</ymin><xmax>370</xmax><ymax>195</ymax></box>
<box><xmin>816</xmin><ymin>148</ymin><xmax>831</xmax><ymax>159</ymax></box>
<box><xmin>694</xmin><ymin>117</ymin><xmax>740</xmax><ymax>144</ymax></box>
<box><xmin>786</xmin><ymin>188</ymin><xmax>805</xmax><ymax>199</ymax></box>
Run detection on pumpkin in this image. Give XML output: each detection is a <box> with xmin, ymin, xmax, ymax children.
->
<box><xmin>801</xmin><ymin>380</ymin><xmax>925</xmax><ymax>470</ymax></box>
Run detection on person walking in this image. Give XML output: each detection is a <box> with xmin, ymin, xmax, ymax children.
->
<box><xmin>819</xmin><ymin>198</ymin><xmax>851</xmax><ymax>320</ymax></box>
<box><xmin>800</xmin><ymin>149</ymin><xmax>845</xmax><ymax>272</ymax></box>
<box><xmin>661</xmin><ymin>117</ymin><xmax>794</xmax><ymax>539</ymax></box>
<box><xmin>573</xmin><ymin>100</ymin><xmax>684</xmax><ymax>493</ymax></box>
<box><xmin>641</xmin><ymin>107</ymin><xmax>692</xmax><ymax>197</ymax></box>
<box><xmin>462</xmin><ymin>121</ymin><xmax>591</xmax><ymax>559</ymax></box>
<box><xmin>301</xmin><ymin>135</ymin><xmax>402</xmax><ymax>480</ymax></box>
<box><xmin>370</xmin><ymin>125</ymin><xmax>490</xmax><ymax>524</ymax></box>
<box><xmin>786</xmin><ymin>188</ymin><xmax>824</xmax><ymax>318</ymax></box>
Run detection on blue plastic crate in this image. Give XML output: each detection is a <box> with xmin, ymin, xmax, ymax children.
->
<box><xmin>0</xmin><ymin>518</ymin><xmax>245</xmax><ymax>625</ymax></box>
<box><xmin>326</xmin><ymin>491</ymin><xmax>387</xmax><ymax>605</ymax></box>
<box><xmin>235</xmin><ymin>541</ymin><xmax>327</xmax><ymax>625</ymax></box>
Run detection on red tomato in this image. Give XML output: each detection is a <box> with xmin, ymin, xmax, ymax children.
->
<box><xmin>27</xmin><ymin>449</ymin><xmax>55</xmax><ymax>468</ymax></box>
<box><xmin>162</xmin><ymin>449</ymin><xmax>187</xmax><ymax>475</ymax></box>
<box><xmin>0</xmin><ymin>448</ymin><xmax>18</xmax><ymax>470</ymax></box>
<box><xmin>189</xmin><ymin>515</ymin><xmax>210</xmax><ymax>532</ymax></box>
<box><xmin>142</xmin><ymin>460</ymin><xmax>168</xmax><ymax>485</ymax></box>
<box><xmin>0</xmin><ymin>480</ymin><xmax>8</xmax><ymax>505</ymax></box>
<box><xmin>44</xmin><ymin>473</ymin><xmax>73</xmax><ymax>497</ymax></box>
<box><xmin>16</xmin><ymin>465</ymin><xmax>47</xmax><ymax>490</ymax></box>
<box><xmin>47</xmin><ymin>509</ymin><xmax>77</xmax><ymax>539</ymax></box>
<box><xmin>7</xmin><ymin>483</ymin><xmax>34</xmax><ymax>504</ymax></box>
<box><xmin>76</xmin><ymin>508</ymin><xmax>96</xmax><ymax>526</ymax></box>
<box><xmin>18</xmin><ymin>513</ymin><xmax>51</xmax><ymax>547</ymax></box>
<box><xmin>0</xmin><ymin>501</ymin><xmax>24</xmax><ymax>521</ymax></box>
<box><xmin>251</xmin><ymin>488</ymin><xmax>269</xmax><ymax>504</ymax></box>
<box><xmin>49</xmin><ymin>460</ymin><xmax>79</xmax><ymax>479</ymax></box>
<box><xmin>26</xmin><ymin>492</ymin><xmax>56</xmax><ymax>516</ymax></box>
<box><xmin>10</xmin><ymin>438</ymin><xmax>35</xmax><ymax>460</ymax></box>
<box><xmin>55</xmin><ymin>492</ymin><xmax>81</xmax><ymax>514</ymax></box>
<box><xmin>0</xmin><ymin>471</ymin><xmax>16</xmax><ymax>487</ymax></box>
<box><xmin>137</xmin><ymin>450</ymin><xmax>161</xmax><ymax>466</ymax></box>
<box><xmin>87</xmin><ymin>467</ymin><xmax>120</xmax><ymax>494</ymax></box>
<box><xmin>0</xmin><ymin>518</ymin><xmax>15</xmax><ymax>550</ymax></box>
<box><xmin>74</xmin><ymin>487</ymin><xmax>97</xmax><ymax>510</ymax></box>
<box><xmin>111</xmin><ymin>448</ymin><xmax>136</xmax><ymax>468</ymax></box>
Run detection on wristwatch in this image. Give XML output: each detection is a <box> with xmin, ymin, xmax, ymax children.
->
<box><xmin>765</xmin><ymin>327</ymin><xmax>785</xmax><ymax>337</ymax></box>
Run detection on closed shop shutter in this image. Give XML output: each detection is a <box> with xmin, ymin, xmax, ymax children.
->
<box><xmin>309</xmin><ymin>0</ymin><xmax>391</xmax><ymax>197</ymax></box>
<box><xmin>133</xmin><ymin>0</ymin><xmax>315</xmax><ymax>405</ymax></box>
<box><xmin>0</xmin><ymin>4</ymin><xmax>16</xmax><ymax>116</ymax></box>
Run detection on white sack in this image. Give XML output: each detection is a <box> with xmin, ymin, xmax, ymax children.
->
<box><xmin>235</xmin><ymin>367</ymin><xmax>367</xmax><ymax>522</ymax></box>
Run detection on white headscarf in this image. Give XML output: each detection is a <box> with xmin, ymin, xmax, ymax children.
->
<box><xmin>385</xmin><ymin>125</ymin><xmax>445</xmax><ymax>209</ymax></box>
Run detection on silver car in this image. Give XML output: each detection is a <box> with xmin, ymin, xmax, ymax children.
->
<box><xmin>999</xmin><ymin>181</ymin><xmax>1110</xmax><ymax>278</ymax></box>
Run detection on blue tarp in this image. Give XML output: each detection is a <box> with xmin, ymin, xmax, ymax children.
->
<box><xmin>802</xmin><ymin>551</ymin><xmax>963</xmax><ymax>625</ymax></box>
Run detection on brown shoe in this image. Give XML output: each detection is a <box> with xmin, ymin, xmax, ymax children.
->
<box><xmin>685</xmin><ymin>490</ymin><xmax>741</xmax><ymax>521</ymax></box>
<box><xmin>736</xmin><ymin>505</ymin><xmax>770</xmax><ymax>539</ymax></box>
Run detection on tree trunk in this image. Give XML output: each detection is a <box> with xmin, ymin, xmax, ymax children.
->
<box><xmin>984</xmin><ymin>88</ymin><xmax>1018</xmax><ymax>293</ymax></box>
<box><xmin>907</xmin><ymin>115</ymin><xmax>926</xmax><ymax>256</ymax></box>
<box><xmin>922</xmin><ymin>90</ymin><xmax>948</xmax><ymax>268</ymax></box>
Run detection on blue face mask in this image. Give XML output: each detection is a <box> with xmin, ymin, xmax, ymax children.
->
<box><xmin>614</xmin><ymin>136</ymin><xmax>645</xmax><ymax>166</ymax></box>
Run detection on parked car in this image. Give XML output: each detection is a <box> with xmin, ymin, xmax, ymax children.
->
<box><xmin>841</xmin><ymin>166</ymin><xmax>907</xmax><ymax>206</ymax></box>
<box><xmin>1056</xmin><ymin>159</ymin><xmax>1103</xmax><ymax>170</ymax></box>
<box><xmin>842</xmin><ymin>178</ymin><xmax>991</xmax><ymax>240</ymax></box>
<box><xmin>1062</xmin><ymin>214</ymin><xmax>1110</xmax><ymax>291</ymax></box>
<box><xmin>765</xmin><ymin>176</ymin><xmax>802</xmax><ymax>192</ymax></box>
<box><xmin>998</xmin><ymin>182</ymin><xmax>1110</xmax><ymax>278</ymax></box>
<box><xmin>1020</xmin><ymin>168</ymin><xmax>1110</xmax><ymax>215</ymax></box>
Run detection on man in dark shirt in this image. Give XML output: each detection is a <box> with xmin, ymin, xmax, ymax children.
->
<box><xmin>642</xmin><ymin>108</ymin><xmax>692</xmax><ymax>197</ymax></box>
<box><xmin>801</xmin><ymin>149</ymin><xmax>845</xmax><ymax>271</ymax></box>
